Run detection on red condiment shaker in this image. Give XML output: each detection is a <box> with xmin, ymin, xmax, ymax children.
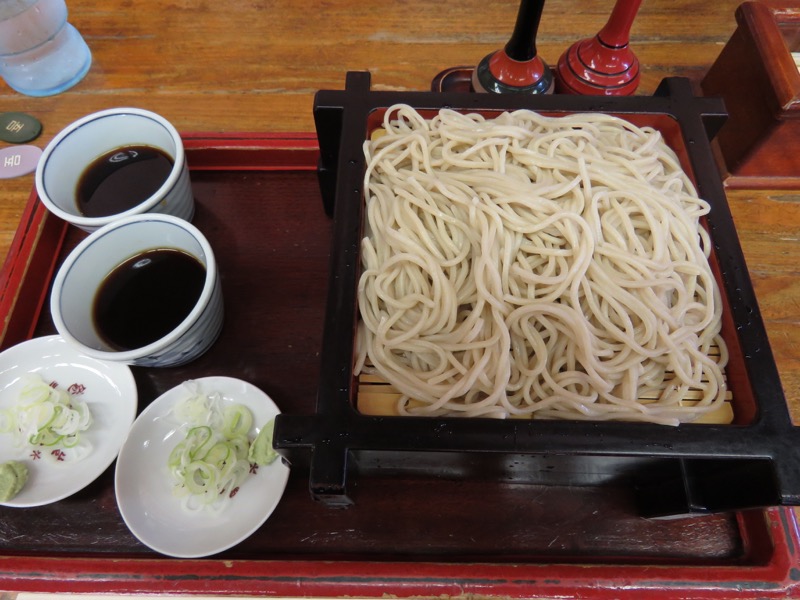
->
<box><xmin>555</xmin><ymin>0</ymin><xmax>643</xmax><ymax>95</ymax></box>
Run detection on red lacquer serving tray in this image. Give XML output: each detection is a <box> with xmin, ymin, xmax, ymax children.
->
<box><xmin>0</xmin><ymin>134</ymin><xmax>798</xmax><ymax>599</ymax></box>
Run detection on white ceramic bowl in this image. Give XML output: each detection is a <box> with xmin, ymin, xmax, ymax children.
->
<box><xmin>35</xmin><ymin>108</ymin><xmax>194</xmax><ymax>232</ymax></box>
<box><xmin>50</xmin><ymin>214</ymin><xmax>223</xmax><ymax>367</ymax></box>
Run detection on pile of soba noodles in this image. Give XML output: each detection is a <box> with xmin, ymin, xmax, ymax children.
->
<box><xmin>355</xmin><ymin>104</ymin><xmax>728</xmax><ymax>425</ymax></box>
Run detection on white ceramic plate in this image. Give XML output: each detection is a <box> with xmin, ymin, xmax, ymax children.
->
<box><xmin>0</xmin><ymin>335</ymin><xmax>137</xmax><ymax>507</ymax></box>
<box><xmin>114</xmin><ymin>376</ymin><xmax>290</xmax><ymax>558</ymax></box>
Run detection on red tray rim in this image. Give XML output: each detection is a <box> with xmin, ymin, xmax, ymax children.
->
<box><xmin>1</xmin><ymin>509</ymin><xmax>799</xmax><ymax>599</ymax></box>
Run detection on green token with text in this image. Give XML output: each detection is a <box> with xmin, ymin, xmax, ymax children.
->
<box><xmin>0</xmin><ymin>112</ymin><xmax>42</xmax><ymax>143</ymax></box>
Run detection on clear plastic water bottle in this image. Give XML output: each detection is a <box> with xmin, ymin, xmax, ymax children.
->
<box><xmin>0</xmin><ymin>0</ymin><xmax>92</xmax><ymax>97</ymax></box>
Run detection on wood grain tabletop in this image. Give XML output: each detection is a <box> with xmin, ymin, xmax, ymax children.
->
<box><xmin>2</xmin><ymin>1</ymin><xmax>800</xmax><ymax>596</ymax></box>
<box><xmin>0</xmin><ymin>0</ymin><xmax>796</xmax><ymax>425</ymax></box>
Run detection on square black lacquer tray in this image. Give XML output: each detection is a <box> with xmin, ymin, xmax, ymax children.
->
<box><xmin>273</xmin><ymin>71</ymin><xmax>800</xmax><ymax>518</ymax></box>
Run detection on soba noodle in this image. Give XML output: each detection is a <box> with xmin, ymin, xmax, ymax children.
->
<box><xmin>355</xmin><ymin>104</ymin><xmax>728</xmax><ymax>425</ymax></box>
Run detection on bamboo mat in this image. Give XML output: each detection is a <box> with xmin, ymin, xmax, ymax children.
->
<box><xmin>357</xmin><ymin>344</ymin><xmax>734</xmax><ymax>425</ymax></box>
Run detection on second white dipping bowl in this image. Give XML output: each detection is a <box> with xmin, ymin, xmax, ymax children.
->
<box><xmin>50</xmin><ymin>214</ymin><xmax>223</xmax><ymax>367</ymax></box>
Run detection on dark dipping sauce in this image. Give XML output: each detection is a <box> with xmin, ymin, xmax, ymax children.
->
<box><xmin>77</xmin><ymin>145</ymin><xmax>174</xmax><ymax>217</ymax></box>
<box><xmin>93</xmin><ymin>248</ymin><xmax>206</xmax><ymax>351</ymax></box>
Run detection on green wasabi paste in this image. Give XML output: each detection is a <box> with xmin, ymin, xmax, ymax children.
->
<box><xmin>0</xmin><ymin>461</ymin><xmax>28</xmax><ymax>502</ymax></box>
<box><xmin>247</xmin><ymin>418</ymin><xmax>279</xmax><ymax>466</ymax></box>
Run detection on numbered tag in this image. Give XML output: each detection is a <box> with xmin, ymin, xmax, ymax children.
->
<box><xmin>0</xmin><ymin>112</ymin><xmax>42</xmax><ymax>144</ymax></box>
<box><xmin>0</xmin><ymin>145</ymin><xmax>42</xmax><ymax>178</ymax></box>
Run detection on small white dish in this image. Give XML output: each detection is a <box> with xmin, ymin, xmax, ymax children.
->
<box><xmin>0</xmin><ymin>335</ymin><xmax>137</xmax><ymax>507</ymax></box>
<box><xmin>114</xmin><ymin>376</ymin><xmax>290</xmax><ymax>558</ymax></box>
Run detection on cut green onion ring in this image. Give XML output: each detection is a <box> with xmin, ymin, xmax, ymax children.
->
<box><xmin>166</xmin><ymin>383</ymin><xmax>260</xmax><ymax>513</ymax></box>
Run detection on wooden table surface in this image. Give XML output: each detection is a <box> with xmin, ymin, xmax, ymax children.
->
<box><xmin>1</xmin><ymin>0</ymin><xmax>800</xmax><ymax>596</ymax></box>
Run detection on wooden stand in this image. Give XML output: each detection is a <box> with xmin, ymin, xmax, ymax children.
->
<box><xmin>701</xmin><ymin>1</ymin><xmax>800</xmax><ymax>189</ymax></box>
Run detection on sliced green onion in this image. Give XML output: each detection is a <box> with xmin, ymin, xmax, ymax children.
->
<box><xmin>2</xmin><ymin>374</ymin><xmax>93</xmax><ymax>462</ymax></box>
<box><xmin>167</xmin><ymin>383</ymin><xmax>259</xmax><ymax>513</ymax></box>
<box><xmin>222</xmin><ymin>404</ymin><xmax>253</xmax><ymax>439</ymax></box>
